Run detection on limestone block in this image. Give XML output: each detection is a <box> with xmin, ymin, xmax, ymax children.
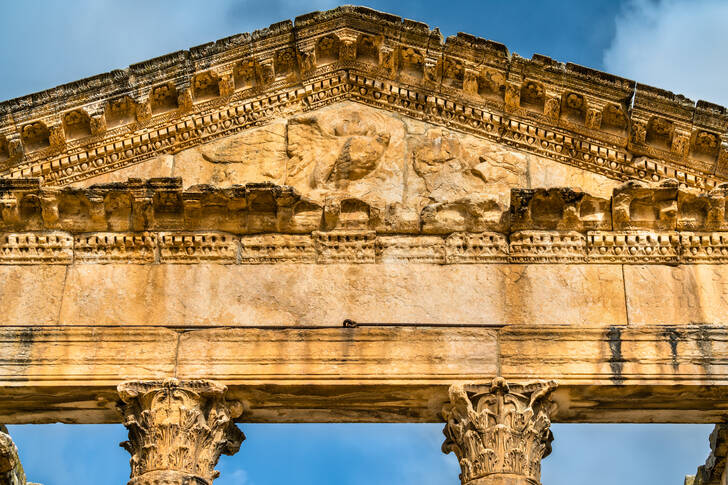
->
<box><xmin>0</xmin><ymin>266</ymin><xmax>66</xmax><ymax>325</ymax></box>
<box><xmin>0</xmin><ymin>327</ymin><xmax>177</xmax><ymax>383</ymax></box>
<box><xmin>56</xmin><ymin>264</ymin><xmax>509</xmax><ymax>326</ymax></box>
<box><xmin>624</xmin><ymin>265</ymin><xmax>728</xmax><ymax>325</ymax></box>
<box><xmin>47</xmin><ymin>263</ymin><xmax>634</xmax><ymax>326</ymax></box>
<box><xmin>176</xmin><ymin>327</ymin><xmax>498</xmax><ymax>383</ymax></box>
<box><xmin>503</xmin><ymin>264</ymin><xmax>627</xmax><ymax>325</ymax></box>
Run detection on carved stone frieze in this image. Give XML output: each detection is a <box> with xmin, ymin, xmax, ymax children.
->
<box><xmin>117</xmin><ymin>379</ymin><xmax>244</xmax><ymax>485</ymax></box>
<box><xmin>612</xmin><ymin>179</ymin><xmax>678</xmax><ymax>231</ymax></box>
<box><xmin>240</xmin><ymin>234</ymin><xmax>316</xmax><ymax>263</ymax></box>
<box><xmin>441</xmin><ymin>378</ymin><xmax>558</xmax><ymax>485</ymax></box>
<box><xmin>510</xmin><ymin>188</ymin><xmax>611</xmax><ymax>232</ymax></box>
<box><xmin>587</xmin><ymin>231</ymin><xmax>680</xmax><ymax>264</ymax></box>
<box><xmin>445</xmin><ymin>232</ymin><xmax>508</xmax><ymax>264</ymax></box>
<box><xmin>509</xmin><ymin>230</ymin><xmax>587</xmax><ymax>263</ymax></box>
<box><xmin>376</xmin><ymin>235</ymin><xmax>446</xmax><ymax>264</ymax></box>
<box><xmin>678</xmin><ymin>185</ymin><xmax>728</xmax><ymax>231</ymax></box>
<box><xmin>158</xmin><ymin>232</ymin><xmax>237</xmax><ymax>263</ymax></box>
<box><xmin>679</xmin><ymin>232</ymin><xmax>728</xmax><ymax>263</ymax></box>
<box><xmin>0</xmin><ymin>178</ymin><xmax>727</xmax><ymax>264</ymax></box>
<box><xmin>74</xmin><ymin>232</ymin><xmax>156</xmax><ymax>263</ymax></box>
<box><xmin>313</xmin><ymin>230</ymin><xmax>375</xmax><ymax>263</ymax></box>
<box><xmin>0</xmin><ymin>232</ymin><xmax>72</xmax><ymax>264</ymax></box>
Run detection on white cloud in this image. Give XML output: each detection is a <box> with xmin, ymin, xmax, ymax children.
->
<box><xmin>227</xmin><ymin>468</ymin><xmax>249</xmax><ymax>484</ymax></box>
<box><xmin>603</xmin><ymin>0</ymin><xmax>728</xmax><ymax>107</ymax></box>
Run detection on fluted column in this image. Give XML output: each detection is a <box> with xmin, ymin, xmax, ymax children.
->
<box><xmin>442</xmin><ymin>378</ymin><xmax>558</xmax><ymax>485</ymax></box>
<box><xmin>117</xmin><ymin>379</ymin><xmax>244</xmax><ymax>485</ymax></box>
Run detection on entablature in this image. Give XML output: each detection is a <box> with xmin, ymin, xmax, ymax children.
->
<box><xmin>1</xmin><ymin>177</ymin><xmax>728</xmax><ymax>264</ymax></box>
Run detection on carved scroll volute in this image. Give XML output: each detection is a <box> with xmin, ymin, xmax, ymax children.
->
<box><xmin>117</xmin><ymin>379</ymin><xmax>245</xmax><ymax>485</ymax></box>
<box><xmin>442</xmin><ymin>378</ymin><xmax>558</xmax><ymax>485</ymax></box>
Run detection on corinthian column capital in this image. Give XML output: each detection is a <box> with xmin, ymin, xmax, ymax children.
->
<box><xmin>117</xmin><ymin>378</ymin><xmax>244</xmax><ymax>485</ymax></box>
<box><xmin>442</xmin><ymin>378</ymin><xmax>558</xmax><ymax>485</ymax></box>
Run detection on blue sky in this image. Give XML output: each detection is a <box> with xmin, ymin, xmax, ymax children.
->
<box><xmin>6</xmin><ymin>423</ymin><xmax>715</xmax><ymax>485</ymax></box>
<box><xmin>2</xmin><ymin>1</ymin><xmax>726</xmax><ymax>484</ymax></box>
<box><xmin>0</xmin><ymin>0</ymin><xmax>727</xmax><ymax>105</ymax></box>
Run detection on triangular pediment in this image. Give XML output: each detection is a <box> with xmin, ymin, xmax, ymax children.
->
<box><xmin>0</xmin><ymin>5</ymin><xmax>726</xmax><ymax>196</ymax></box>
<box><xmin>70</xmin><ymin>101</ymin><xmax>622</xmax><ymax>211</ymax></box>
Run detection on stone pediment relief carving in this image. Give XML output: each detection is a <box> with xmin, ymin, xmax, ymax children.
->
<box><xmin>0</xmin><ymin>6</ymin><xmax>725</xmax><ymax>194</ymax></box>
<box><xmin>167</xmin><ymin>103</ymin><xmax>532</xmax><ymax>210</ymax></box>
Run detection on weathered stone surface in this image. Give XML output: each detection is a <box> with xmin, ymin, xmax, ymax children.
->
<box><xmin>688</xmin><ymin>424</ymin><xmax>728</xmax><ymax>485</ymax></box>
<box><xmin>61</xmin><ymin>103</ymin><xmax>622</xmax><ymax>217</ymax></box>
<box><xmin>0</xmin><ymin>426</ymin><xmax>28</xmax><ymax>485</ymax></box>
<box><xmin>174</xmin><ymin>120</ymin><xmax>288</xmax><ymax>187</ymax></box>
<box><xmin>624</xmin><ymin>265</ymin><xmax>728</xmax><ymax>325</ymax></box>
<box><xmin>0</xmin><ymin>263</ymin><xmax>632</xmax><ymax>326</ymax></box>
<box><xmin>73</xmin><ymin>155</ymin><xmax>175</xmax><ymax>187</ymax></box>
<box><xmin>529</xmin><ymin>157</ymin><xmax>620</xmax><ymax>199</ymax></box>
<box><xmin>56</xmin><ymin>264</ymin><xmax>509</xmax><ymax>326</ymax></box>
<box><xmin>1</xmin><ymin>7</ymin><xmax>728</xmax><ymax>467</ymax></box>
<box><xmin>442</xmin><ymin>379</ymin><xmax>557</xmax><ymax>485</ymax></box>
<box><xmin>1</xmin><ymin>324</ymin><xmax>728</xmax><ymax>424</ymax></box>
<box><xmin>118</xmin><ymin>379</ymin><xmax>244</xmax><ymax>485</ymax></box>
<box><xmin>0</xmin><ymin>326</ymin><xmax>177</xmax><ymax>385</ymax></box>
<box><xmin>0</xmin><ymin>266</ymin><xmax>66</xmax><ymax>325</ymax></box>
<box><xmin>176</xmin><ymin>326</ymin><xmax>498</xmax><ymax>386</ymax></box>
<box><xmin>503</xmin><ymin>265</ymin><xmax>627</xmax><ymax>325</ymax></box>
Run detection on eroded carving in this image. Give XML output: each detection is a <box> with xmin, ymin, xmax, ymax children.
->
<box><xmin>0</xmin><ymin>232</ymin><xmax>72</xmax><ymax>264</ymax></box>
<box><xmin>612</xmin><ymin>179</ymin><xmax>678</xmax><ymax>231</ymax></box>
<box><xmin>0</xmin><ymin>426</ymin><xmax>32</xmax><ymax>485</ymax></box>
<box><xmin>510</xmin><ymin>230</ymin><xmax>587</xmax><ymax>263</ymax></box>
<box><xmin>74</xmin><ymin>232</ymin><xmax>156</xmax><ymax>263</ymax></box>
<box><xmin>286</xmin><ymin>106</ymin><xmax>397</xmax><ymax>203</ymax></box>
<box><xmin>117</xmin><ymin>379</ymin><xmax>244</xmax><ymax>485</ymax></box>
<box><xmin>587</xmin><ymin>230</ymin><xmax>679</xmax><ymax>264</ymax></box>
<box><xmin>442</xmin><ymin>378</ymin><xmax>557</xmax><ymax>485</ymax></box>
<box><xmin>158</xmin><ymin>232</ymin><xmax>237</xmax><ymax>263</ymax></box>
<box><xmin>510</xmin><ymin>188</ymin><xmax>611</xmax><ymax>232</ymax></box>
<box><xmin>688</xmin><ymin>424</ymin><xmax>728</xmax><ymax>485</ymax></box>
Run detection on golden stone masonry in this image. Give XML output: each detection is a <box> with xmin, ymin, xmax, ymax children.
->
<box><xmin>0</xmin><ymin>5</ymin><xmax>727</xmax><ymax>484</ymax></box>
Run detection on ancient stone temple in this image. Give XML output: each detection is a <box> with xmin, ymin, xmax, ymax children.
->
<box><xmin>0</xmin><ymin>5</ymin><xmax>727</xmax><ymax>484</ymax></box>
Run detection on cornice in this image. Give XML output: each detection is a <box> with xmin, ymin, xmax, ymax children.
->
<box><xmin>0</xmin><ymin>6</ymin><xmax>725</xmax><ymax>190</ymax></box>
<box><xmin>1</xmin><ymin>176</ymin><xmax>728</xmax><ymax>264</ymax></box>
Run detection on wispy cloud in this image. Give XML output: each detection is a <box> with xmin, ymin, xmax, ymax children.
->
<box><xmin>226</xmin><ymin>468</ymin><xmax>250</xmax><ymax>484</ymax></box>
<box><xmin>604</xmin><ymin>0</ymin><xmax>728</xmax><ymax>106</ymax></box>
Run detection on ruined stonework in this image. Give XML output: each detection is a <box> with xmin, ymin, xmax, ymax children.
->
<box><xmin>686</xmin><ymin>424</ymin><xmax>728</xmax><ymax>485</ymax></box>
<box><xmin>117</xmin><ymin>379</ymin><xmax>244</xmax><ymax>485</ymax></box>
<box><xmin>442</xmin><ymin>379</ymin><xmax>557</xmax><ymax>485</ymax></box>
<box><xmin>0</xmin><ymin>427</ymin><xmax>27</xmax><ymax>485</ymax></box>
<box><xmin>1</xmin><ymin>4</ymin><xmax>728</xmax><ymax>484</ymax></box>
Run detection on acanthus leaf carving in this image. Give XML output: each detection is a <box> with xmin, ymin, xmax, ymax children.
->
<box><xmin>441</xmin><ymin>378</ymin><xmax>557</xmax><ymax>485</ymax></box>
<box><xmin>117</xmin><ymin>379</ymin><xmax>244</xmax><ymax>485</ymax></box>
